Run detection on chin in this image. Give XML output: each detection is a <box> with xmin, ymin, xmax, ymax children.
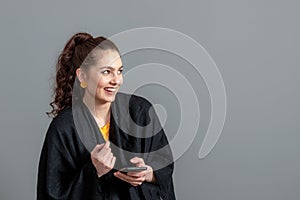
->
<box><xmin>96</xmin><ymin>91</ymin><xmax>119</xmax><ymax>104</ymax></box>
<box><xmin>98</xmin><ymin>96</ymin><xmax>116</xmax><ymax>104</ymax></box>
<box><xmin>106</xmin><ymin>97</ymin><xmax>116</xmax><ymax>103</ymax></box>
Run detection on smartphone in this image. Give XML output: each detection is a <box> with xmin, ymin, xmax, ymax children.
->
<box><xmin>119</xmin><ymin>166</ymin><xmax>147</xmax><ymax>173</ymax></box>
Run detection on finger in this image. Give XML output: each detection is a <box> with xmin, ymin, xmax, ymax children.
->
<box><xmin>102</xmin><ymin>150</ymin><xmax>113</xmax><ymax>158</ymax></box>
<box><xmin>104</xmin><ymin>141</ymin><xmax>110</xmax><ymax>148</ymax></box>
<box><xmin>97</xmin><ymin>145</ymin><xmax>112</xmax><ymax>158</ymax></box>
<box><xmin>129</xmin><ymin>176</ymin><xmax>145</xmax><ymax>186</ymax></box>
<box><xmin>91</xmin><ymin>143</ymin><xmax>105</xmax><ymax>156</ymax></box>
<box><xmin>130</xmin><ymin>157</ymin><xmax>145</xmax><ymax>166</ymax></box>
<box><xmin>103</xmin><ymin>152</ymin><xmax>114</xmax><ymax>164</ymax></box>
<box><xmin>115</xmin><ymin>171</ymin><xmax>145</xmax><ymax>182</ymax></box>
<box><xmin>130</xmin><ymin>181</ymin><xmax>143</xmax><ymax>186</ymax></box>
<box><xmin>130</xmin><ymin>176</ymin><xmax>145</xmax><ymax>182</ymax></box>
<box><xmin>114</xmin><ymin>171</ymin><xmax>135</xmax><ymax>182</ymax></box>
<box><xmin>110</xmin><ymin>156</ymin><xmax>116</xmax><ymax>167</ymax></box>
<box><xmin>114</xmin><ymin>172</ymin><xmax>130</xmax><ymax>183</ymax></box>
<box><xmin>91</xmin><ymin>144</ymin><xmax>104</xmax><ymax>158</ymax></box>
<box><xmin>114</xmin><ymin>172</ymin><xmax>145</xmax><ymax>187</ymax></box>
<box><xmin>100</xmin><ymin>141</ymin><xmax>111</xmax><ymax>153</ymax></box>
<box><xmin>104</xmin><ymin>156</ymin><xmax>115</xmax><ymax>170</ymax></box>
<box><xmin>127</xmin><ymin>171</ymin><xmax>147</xmax><ymax>178</ymax></box>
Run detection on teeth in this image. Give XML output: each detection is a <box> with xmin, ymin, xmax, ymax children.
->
<box><xmin>105</xmin><ymin>88</ymin><xmax>116</xmax><ymax>92</ymax></box>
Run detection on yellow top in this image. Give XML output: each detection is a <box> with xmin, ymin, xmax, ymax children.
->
<box><xmin>100</xmin><ymin>121</ymin><xmax>110</xmax><ymax>141</ymax></box>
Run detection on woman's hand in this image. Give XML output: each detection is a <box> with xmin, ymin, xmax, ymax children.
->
<box><xmin>91</xmin><ymin>141</ymin><xmax>116</xmax><ymax>177</ymax></box>
<box><xmin>114</xmin><ymin>157</ymin><xmax>156</xmax><ymax>186</ymax></box>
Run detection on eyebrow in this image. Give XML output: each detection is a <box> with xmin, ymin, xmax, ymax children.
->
<box><xmin>98</xmin><ymin>65</ymin><xmax>123</xmax><ymax>70</ymax></box>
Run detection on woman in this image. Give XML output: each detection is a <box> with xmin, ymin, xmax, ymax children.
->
<box><xmin>37</xmin><ymin>32</ymin><xmax>175</xmax><ymax>200</ymax></box>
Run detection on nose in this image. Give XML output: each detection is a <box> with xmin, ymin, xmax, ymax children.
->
<box><xmin>109</xmin><ymin>72</ymin><xmax>123</xmax><ymax>85</ymax></box>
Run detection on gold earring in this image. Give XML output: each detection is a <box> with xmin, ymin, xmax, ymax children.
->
<box><xmin>80</xmin><ymin>82</ymin><xmax>87</xmax><ymax>88</ymax></box>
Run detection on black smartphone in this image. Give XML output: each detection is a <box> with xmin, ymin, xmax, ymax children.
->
<box><xmin>119</xmin><ymin>166</ymin><xmax>147</xmax><ymax>173</ymax></box>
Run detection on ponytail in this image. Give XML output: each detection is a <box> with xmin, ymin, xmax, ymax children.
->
<box><xmin>47</xmin><ymin>32</ymin><xmax>120</xmax><ymax>117</ymax></box>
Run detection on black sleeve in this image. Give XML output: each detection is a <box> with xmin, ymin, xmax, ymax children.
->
<box><xmin>142</xmin><ymin>131</ymin><xmax>176</xmax><ymax>200</ymax></box>
<box><xmin>133</xmin><ymin>97</ymin><xmax>176</xmax><ymax>200</ymax></box>
<box><xmin>37</xmin><ymin>115</ymin><xmax>104</xmax><ymax>200</ymax></box>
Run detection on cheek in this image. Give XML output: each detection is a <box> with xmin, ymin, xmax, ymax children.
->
<box><xmin>96</xmin><ymin>77</ymin><xmax>109</xmax><ymax>87</ymax></box>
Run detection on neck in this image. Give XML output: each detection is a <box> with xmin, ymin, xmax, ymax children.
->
<box><xmin>83</xmin><ymin>95</ymin><xmax>111</xmax><ymax>126</ymax></box>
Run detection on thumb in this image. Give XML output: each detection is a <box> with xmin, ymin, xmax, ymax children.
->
<box><xmin>91</xmin><ymin>143</ymin><xmax>105</xmax><ymax>156</ymax></box>
<box><xmin>130</xmin><ymin>157</ymin><xmax>145</xmax><ymax>166</ymax></box>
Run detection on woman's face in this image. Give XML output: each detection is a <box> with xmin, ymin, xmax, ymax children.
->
<box><xmin>83</xmin><ymin>49</ymin><xmax>123</xmax><ymax>104</ymax></box>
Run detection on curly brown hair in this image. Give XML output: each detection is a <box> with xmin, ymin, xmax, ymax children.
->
<box><xmin>47</xmin><ymin>32</ymin><xmax>120</xmax><ymax>117</ymax></box>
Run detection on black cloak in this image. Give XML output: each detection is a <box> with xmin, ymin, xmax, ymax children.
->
<box><xmin>37</xmin><ymin>93</ymin><xmax>176</xmax><ymax>200</ymax></box>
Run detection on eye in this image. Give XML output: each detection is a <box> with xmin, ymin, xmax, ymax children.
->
<box><xmin>101</xmin><ymin>69</ymin><xmax>110</xmax><ymax>75</ymax></box>
<box><xmin>118</xmin><ymin>69</ymin><xmax>123</xmax><ymax>74</ymax></box>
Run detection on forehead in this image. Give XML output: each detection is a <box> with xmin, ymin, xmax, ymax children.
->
<box><xmin>94</xmin><ymin>49</ymin><xmax>122</xmax><ymax>67</ymax></box>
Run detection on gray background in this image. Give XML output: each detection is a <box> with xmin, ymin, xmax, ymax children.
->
<box><xmin>1</xmin><ymin>0</ymin><xmax>299</xmax><ymax>199</ymax></box>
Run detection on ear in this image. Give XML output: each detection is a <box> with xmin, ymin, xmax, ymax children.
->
<box><xmin>76</xmin><ymin>68</ymin><xmax>87</xmax><ymax>83</ymax></box>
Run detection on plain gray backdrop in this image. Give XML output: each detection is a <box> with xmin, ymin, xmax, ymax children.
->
<box><xmin>0</xmin><ymin>0</ymin><xmax>299</xmax><ymax>199</ymax></box>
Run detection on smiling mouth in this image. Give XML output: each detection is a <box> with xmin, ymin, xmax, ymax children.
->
<box><xmin>104</xmin><ymin>87</ymin><xmax>118</xmax><ymax>93</ymax></box>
